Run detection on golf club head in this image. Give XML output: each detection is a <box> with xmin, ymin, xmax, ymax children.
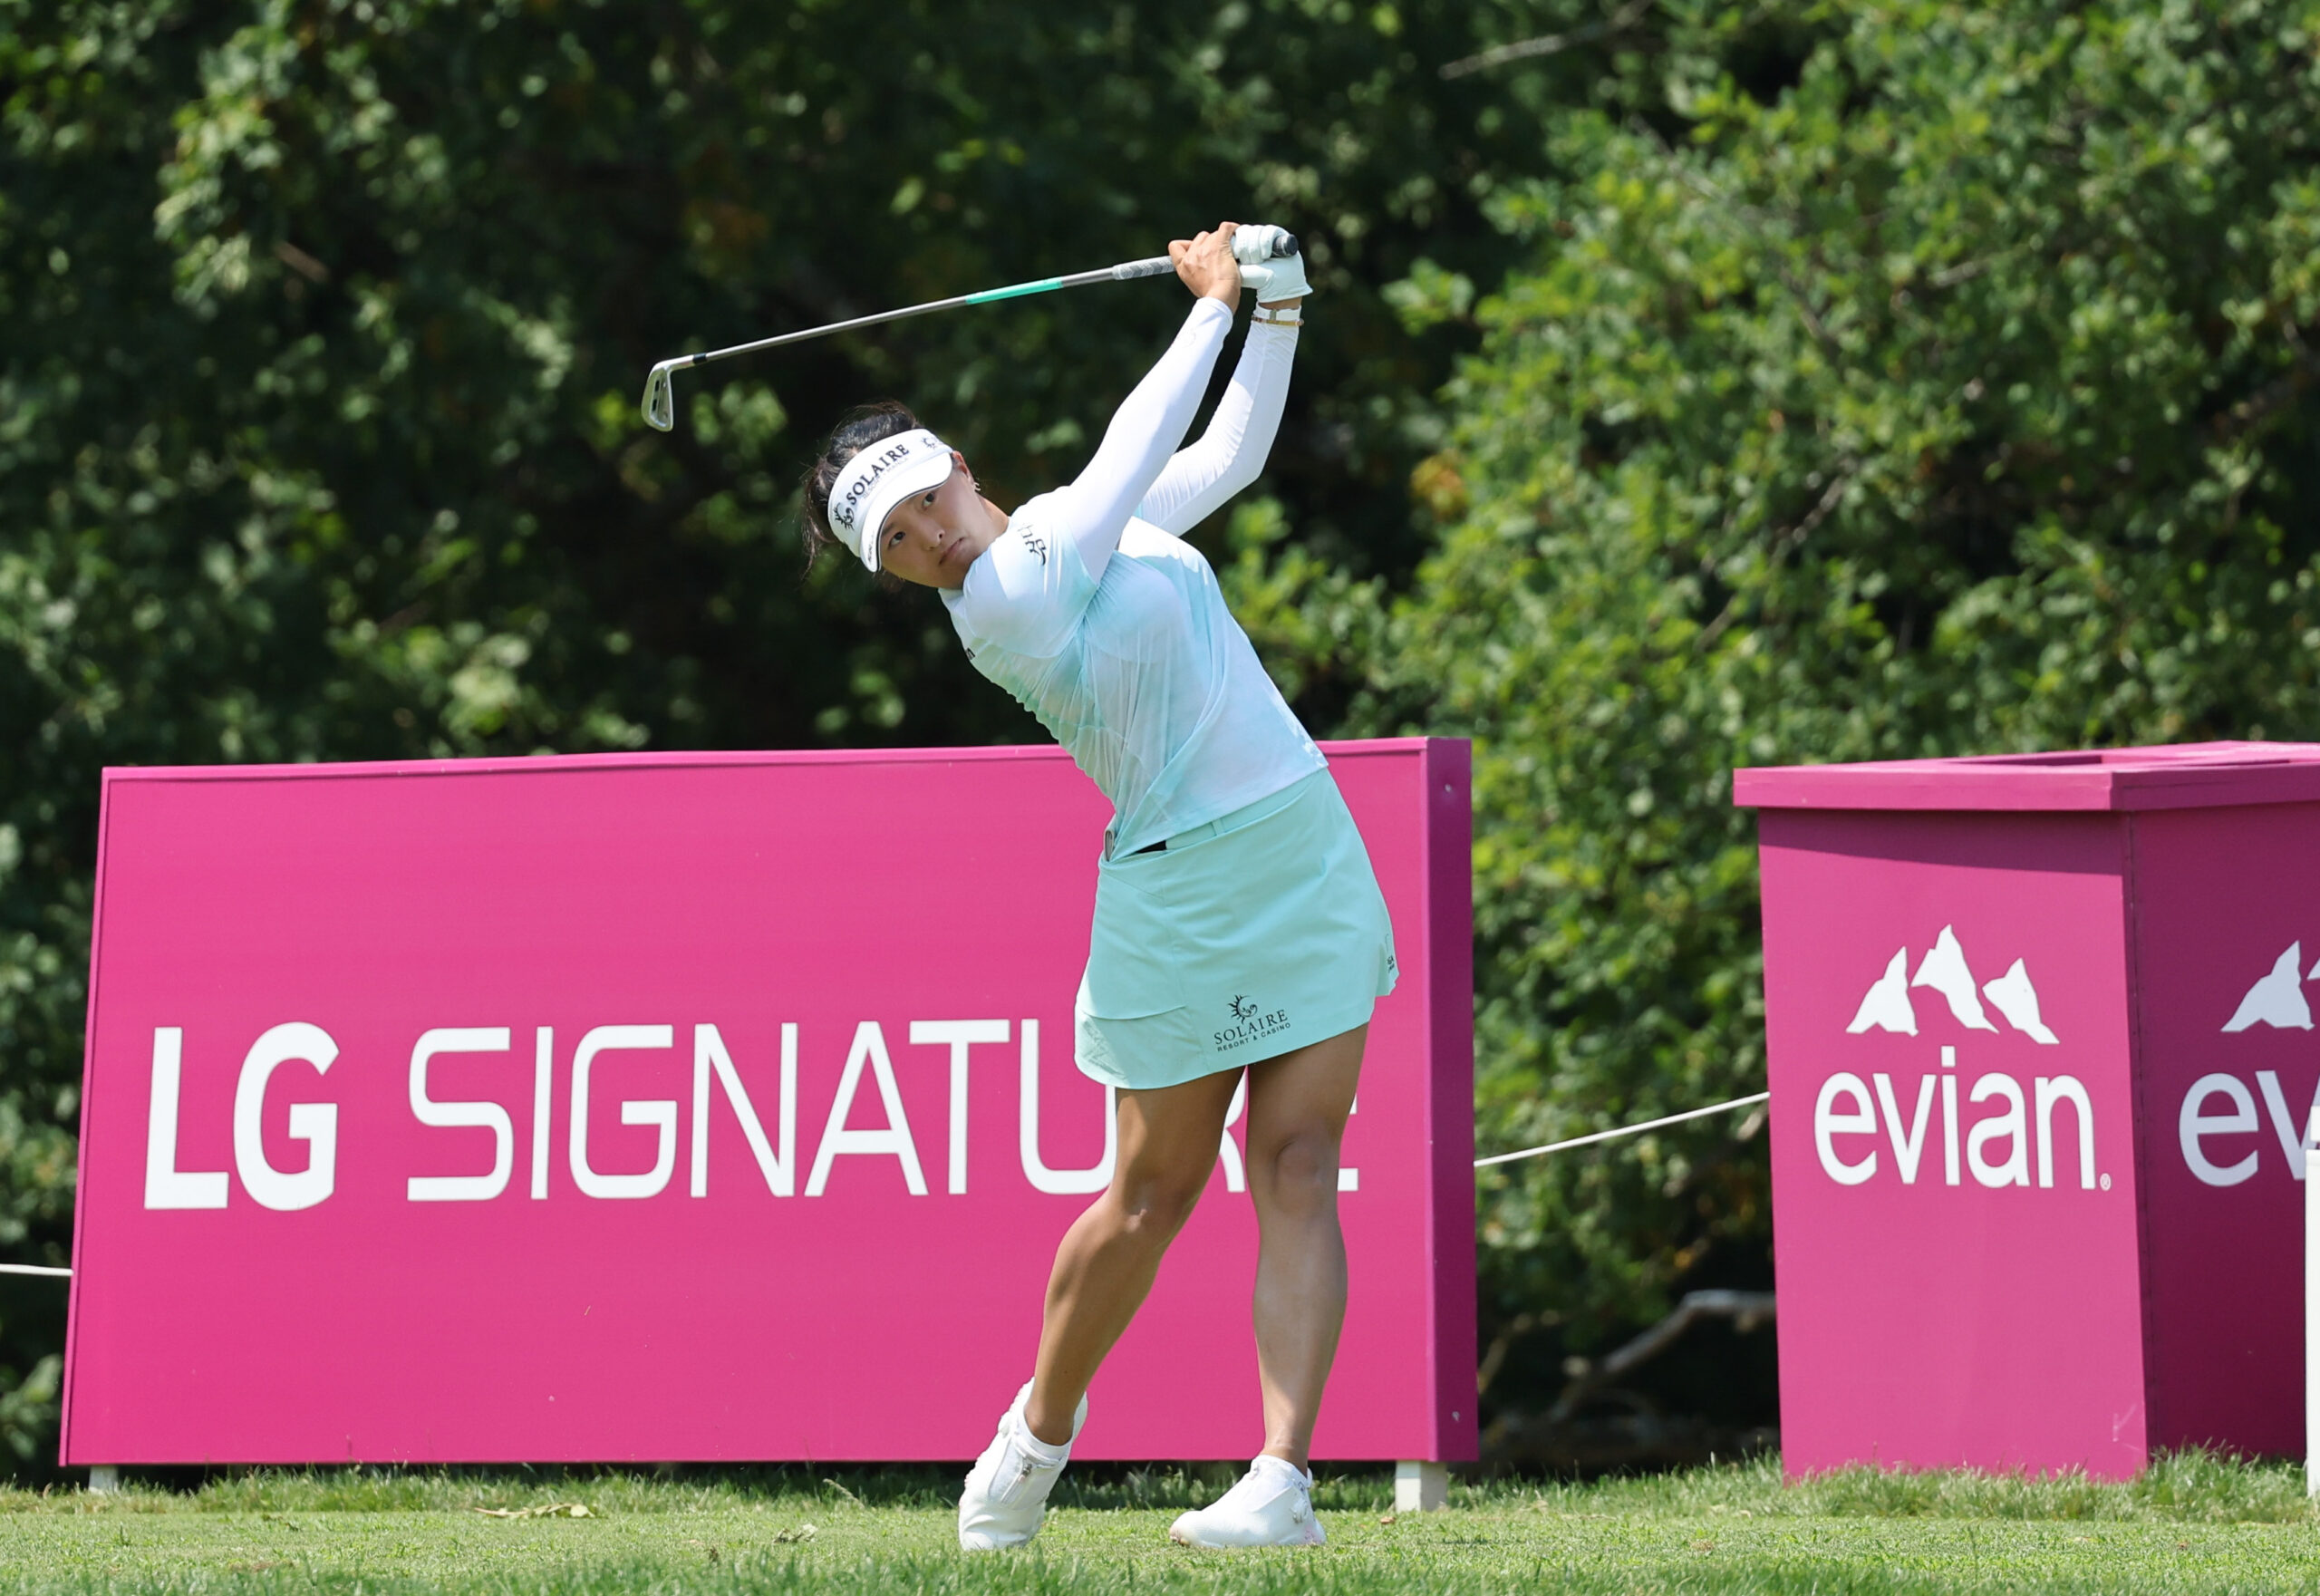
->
<box><xmin>643</xmin><ymin>362</ymin><xmax>679</xmax><ymax>431</ymax></box>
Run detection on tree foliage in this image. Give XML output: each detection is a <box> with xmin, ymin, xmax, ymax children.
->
<box><xmin>0</xmin><ymin>0</ymin><xmax>1625</xmax><ymax>1467</ymax></box>
<box><xmin>14</xmin><ymin>0</ymin><xmax>2320</xmax><ymax>1468</ymax></box>
<box><xmin>1253</xmin><ymin>0</ymin><xmax>2320</xmax><ymax>1417</ymax></box>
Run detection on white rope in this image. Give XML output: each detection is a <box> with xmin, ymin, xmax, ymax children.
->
<box><xmin>1474</xmin><ymin>1090</ymin><xmax>1770</xmax><ymax>1169</ymax></box>
<box><xmin>0</xmin><ymin>1098</ymin><xmax>1777</xmax><ymax>1267</ymax></box>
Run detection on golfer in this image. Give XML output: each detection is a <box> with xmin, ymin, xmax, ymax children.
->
<box><xmin>800</xmin><ymin>224</ymin><xmax>1394</xmax><ymax>1551</ymax></box>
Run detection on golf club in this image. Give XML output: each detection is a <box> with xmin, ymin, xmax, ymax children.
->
<box><xmin>642</xmin><ymin>227</ymin><xmax>1301</xmax><ymax>430</ymax></box>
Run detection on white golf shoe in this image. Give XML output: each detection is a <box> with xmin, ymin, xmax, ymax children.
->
<box><xmin>1167</xmin><ymin>1454</ymin><xmax>1327</xmax><ymax>1548</ymax></box>
<box><xmin>956</xmin><ymin>1381</ymin><xmax>1086</xmax><ymax>1551</ymax></box>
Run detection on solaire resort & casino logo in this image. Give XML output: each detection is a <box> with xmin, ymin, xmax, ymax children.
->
<box><xmin>1214</xmin><ymin>993</ymin><xmax>1290</xmax><ymax>1055</ymax></box>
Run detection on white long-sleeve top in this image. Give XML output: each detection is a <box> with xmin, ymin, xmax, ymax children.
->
<box><xmin>942</xmin><ymin>298</ymin><xmax>1324</xmax><ymax>855</ymax></box>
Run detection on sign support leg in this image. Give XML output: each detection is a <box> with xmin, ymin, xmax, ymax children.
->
<box><xmin>2308</xmin><ymin>1108</ymin><xmax>2320</xmax><ymax>1498</ymax></box>
<box><xmin>1394</xmin><ymin>1460</ymin><xmax>1447</xmax><ymax>1512</ymax></box>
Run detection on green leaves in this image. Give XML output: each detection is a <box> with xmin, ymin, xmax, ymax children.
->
<box><xmin>23</xmin><ymin>0</ymin><xmax>2320</xmax><ymax>1457</ymax></box>
<box><xmin>1219</xmin><ymin>0</ymin><xmax>2320</xmax><ymax>1417</ymax></box>
<box><xmin>0</xmin><ymin>0</ymin><xmax>1585</xmax><ymax>1470</ymax></box>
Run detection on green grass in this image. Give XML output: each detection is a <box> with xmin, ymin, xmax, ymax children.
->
<box><xmin>4</xmin><ymin>1454</ymin><xmax>2317</xmax><ymax>1592</ymax></box>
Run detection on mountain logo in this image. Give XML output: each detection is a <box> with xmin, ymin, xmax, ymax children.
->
<box><xmin>2221</xmin><ymin>942</ymin><xmax>2320</xmax><ymax>1032</ymax></box>
<box><xmin>1845</xmin><ymin>924</ymin><xmax>2059</xmax><ymax>1044</ymax></box>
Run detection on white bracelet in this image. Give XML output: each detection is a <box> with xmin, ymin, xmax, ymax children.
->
<box><xmin>1252</xmin><ymin>311</ymin><xmax>1302</xmax><ymax>328</ymax></box>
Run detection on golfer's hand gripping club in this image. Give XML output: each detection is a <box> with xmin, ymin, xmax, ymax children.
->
<box><xmin>641</xmin><ymin>227</ymin><xmax>1304</xmax><ymax>431</ymax></box>
<box><xmin>1230</xmin><ymin>225</ymin><xmax>1310</xmax><ymax>303</ymax></box>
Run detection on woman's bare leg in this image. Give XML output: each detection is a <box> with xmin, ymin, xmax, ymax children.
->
<box><xmin>1242</xmin><ymin>1024</ymin><xmax>1367</xmax><ymax>1470</ymax></box>
<box><xmin>1021</xmin><ymin>1069</ymin><xmax>1242</xmax><ymax>1446</ymax></box>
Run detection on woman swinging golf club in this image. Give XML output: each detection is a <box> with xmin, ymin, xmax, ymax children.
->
<box><xmin>799</xmin><ymin>223</ymin><xmax>1394</xmax><ymax>1552</ymax></box>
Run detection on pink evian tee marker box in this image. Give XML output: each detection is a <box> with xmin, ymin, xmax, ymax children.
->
<box><xmin>63</xmin><ymin>739</ymin><xmax>1476</xmax><ymax>1467</ymax></box>
<box><xmin>1738</xmin><ymin>742</ymin><xmax>2320</xmax><ymax>1478</ymax></box>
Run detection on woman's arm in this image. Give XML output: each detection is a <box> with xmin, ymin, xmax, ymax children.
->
<box><xmin>1042</xmin><ymin>297</ymin><xmax>1232</xmax><ymax>581</ymax></box>
<box><xmin>948</xmin><ymin>227</ymin><xmax>1242</xmax><ymax>655</ymax></box>
<box><xmin>1134</xmin><ymin>315</ymin><xmax>1298</xmax><ymax>537</ymax></box>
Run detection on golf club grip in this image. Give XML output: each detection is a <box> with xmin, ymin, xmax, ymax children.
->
<box><xmin>1231</xmin><ymin>226</ymin><xmax>1300</xmax><ymax>263</ymax></box>
<box><xmin>1102</xmin><ymin>257</ymin><xmax>1177</xmax><ymax>283</ymax></box>
<box><xmin>1102</xmin><ymin>230</ymin><xmax>1295</xmax><ymax>291</ymax></box>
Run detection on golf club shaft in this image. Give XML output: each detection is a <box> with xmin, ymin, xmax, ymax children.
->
<box><xmin>674</xmin><ymin>256</ymin><xmax>1175</xmax><ymax>374</ymax></box>
<box><xmin>643</xmin><ymin>229</ymin><xmax>1298</xmax><ymax>430</ymax></box>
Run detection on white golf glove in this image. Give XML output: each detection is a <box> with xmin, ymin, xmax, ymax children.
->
<box><xmin>1232</xmin><ymin>224</ymin><xmax>1311</xmax><ymax>303</ymax></box>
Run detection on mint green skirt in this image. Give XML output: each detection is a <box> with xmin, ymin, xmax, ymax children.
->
<box><xmin>1073</xmin><ymin>768</ymin><xmax>1398</xmax><ymax>1090</ymax></box>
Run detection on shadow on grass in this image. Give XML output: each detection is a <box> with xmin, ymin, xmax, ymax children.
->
<box><xmin>5</xmin><ymin>1460</ymin><xmax>1400</xmax><ymax>1517</ymax></box>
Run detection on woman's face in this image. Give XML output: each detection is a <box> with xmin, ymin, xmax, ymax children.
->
<box><xmin>875</xmin><ymin>450</ymin><xmax>1000</xmax><ymax>590</ymax></box>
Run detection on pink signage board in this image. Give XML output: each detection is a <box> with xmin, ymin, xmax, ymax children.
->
<box><xmin>63</xmin><ymin>739</ymin><xmax>1475</xmax><ymax>1466</ymax></box>
<box><xmin>1738</xmin><ymin>742</ymin><xmax>2320</xmax><ymax>1477</ymax></box>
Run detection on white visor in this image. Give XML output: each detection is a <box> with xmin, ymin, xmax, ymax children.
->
<box><xmin>826</xmin><ymin>428</ymin><xmax>955</xmax><ymax>571</ymax></box>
